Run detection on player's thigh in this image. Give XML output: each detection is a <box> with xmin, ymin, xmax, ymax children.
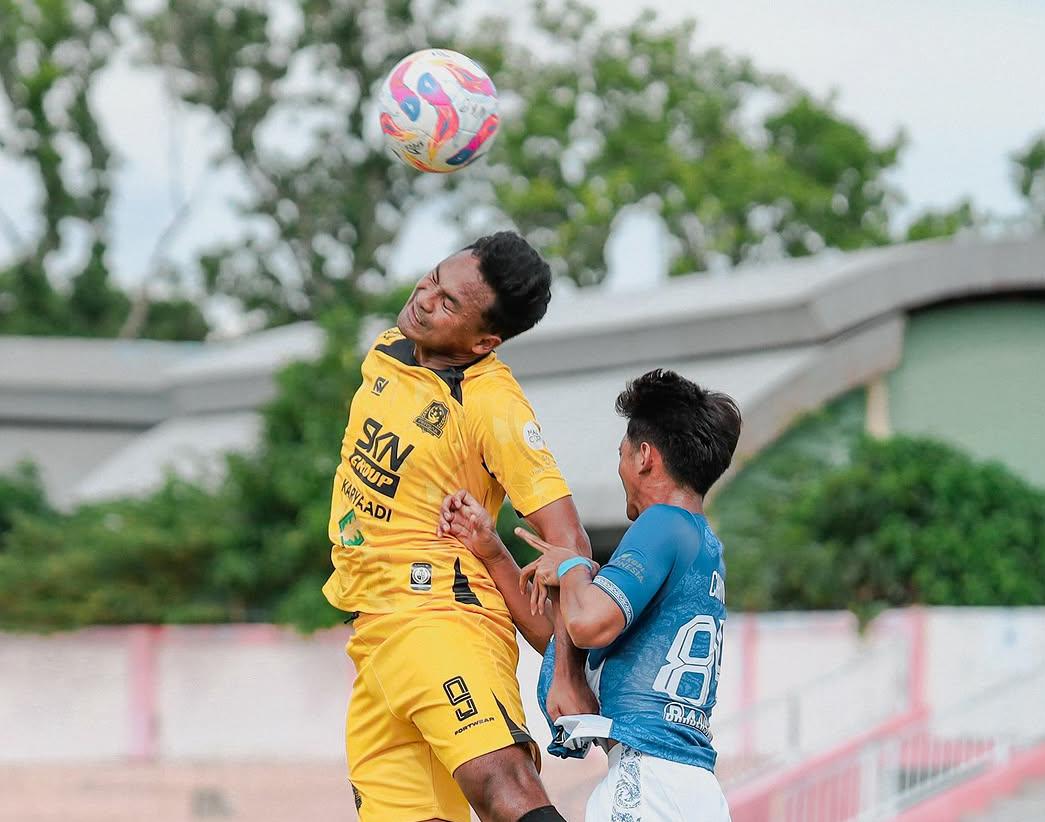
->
<box><xmin>346</xmin><ymin>663</ymin><xmax>470</xmax><ymax>822</ymax></box>
<box><xmin>585</xmin><ymin>744</ymin><xmax>639</xmax><ymax>820</ymax></box>
<box><xmin>373</xmin><ymin>611</ymin><xmax>538</xmax><ymax>778</ymax></box>
<box><xmin>645</xmin><ymin>756</ymin><xmax>732</xmax><ymax>822</ymax></box>
<box><xmin>586</xmin><ymin>744</ymin><xmax>732</xmax><ymax>822</ymax></box>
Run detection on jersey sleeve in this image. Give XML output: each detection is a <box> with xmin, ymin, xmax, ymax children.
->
<box><xmin>592</xmin><ymin>507</ymin><xmax>678</xmax><ymax>629</ymax></box>
<box><xmin>467</xmin><ymin>375</ymin><xmax>571</xmax><ymax>517</ymax></box>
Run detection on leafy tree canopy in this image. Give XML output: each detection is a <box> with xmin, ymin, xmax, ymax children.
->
<box><xmin>0</xmin><ymin>0</ymin><xmax>207</xmax><ymax>339</ymax></box>
<box><xmin>711</xmin><ymin>394</ymin><xmax>1045</xmax><ymax>624</ymax></box>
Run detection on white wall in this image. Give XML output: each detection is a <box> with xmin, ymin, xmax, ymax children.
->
<box><xmin>3</xmin><ymin>608</ymin><xmax>1044</xmax><ymax>765</ymax></box>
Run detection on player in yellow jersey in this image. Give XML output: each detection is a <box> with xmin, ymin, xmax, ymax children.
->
<box><xmin>323</xmin><ymin>232</ymin><xmax>594</xmax><ymax>822</ymax></box>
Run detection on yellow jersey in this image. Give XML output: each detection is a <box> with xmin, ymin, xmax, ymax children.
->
<box><xmin>322</xmin><ymin>328</ymin><xmax>571</xmax><ymax>616</ymax></box>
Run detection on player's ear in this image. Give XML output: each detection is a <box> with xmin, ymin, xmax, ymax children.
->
<box><xmin>638</xmin><ymin>441</ymin><xmax>655</xmax><ymax>475</ymax></box>
<box><xmin>471</xmin><ymin>333</ymin><xmax>501</xmax><ymax>355</ymax></box>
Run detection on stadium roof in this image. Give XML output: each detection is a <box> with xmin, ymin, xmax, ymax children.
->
<box><xmin>2</xmin><ymin>233</ymin><xmax>1043</xmax><ymax>531</ymax></box>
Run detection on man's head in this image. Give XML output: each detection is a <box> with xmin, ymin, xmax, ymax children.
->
<box><xmin>397</xmin><ymin>231</ymin><xmax>552</xmax><ymax>359</ymax></box>
<box><xmin>615</xmin><ymin>369</ymin><xmax>742</xmax><ymax>520</ymax></box>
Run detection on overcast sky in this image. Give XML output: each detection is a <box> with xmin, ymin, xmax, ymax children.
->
<box><xmin>1</xmin><ymin>0</ymin><xmax>1043</xmax><ymax>309</ymax></box>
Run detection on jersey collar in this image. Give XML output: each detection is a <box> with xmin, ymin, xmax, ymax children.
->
<box><xmin>375</xmin><ymin>336</ymin><xmax>493</xmax><ymax>404</ymax></box>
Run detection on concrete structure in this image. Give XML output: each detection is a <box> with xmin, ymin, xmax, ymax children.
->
<box><xmin>3</xmin><ymin>608</ymin><xmax>1045</xmax><ymax>821</ymax></box>
<box><xmin>1</xmin><ymin>234</ymin><xmax>1043</xmax><ymax>538</ymax></box>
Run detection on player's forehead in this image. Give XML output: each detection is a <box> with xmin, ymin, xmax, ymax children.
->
<box><xmin>437</xmin><ymin>250</ymin><xmax>493</xmax><ymax>310</ymax></box>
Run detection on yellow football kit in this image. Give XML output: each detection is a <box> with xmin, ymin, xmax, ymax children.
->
<box><xmin>323</xmin><ymin>327</ymin><xmax>571</xmax><ymax>821</ymax></box>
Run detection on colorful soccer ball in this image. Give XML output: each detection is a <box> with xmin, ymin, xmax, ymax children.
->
<box><xmin>377</xmin><ymin>48</ymin><xmax>499</xmax><ymax>173</ymax></box>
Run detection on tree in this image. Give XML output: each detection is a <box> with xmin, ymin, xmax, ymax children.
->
<box><xmin>471</xmin><ymin>4</ymin><xmax>905</xmax><ymax>284</ymax></box>
<box><xmin>136</xmin><ymin>0</ymin><xmax>908</xmax><ymax>315</ymax></box>
<box><xmin>133</xmin><ymin>0</ymin><xmax>464</xmax><ymax>326</ymax></box>
<box><xmin>904</xmin><ymin>199</ymin><xmax>978</xmax><ymax>242</ymax></box>
<box><xmin>0</xmin><ymin>307</ymin><xmax>366</xmax><ymax>632</ymax></box>
<box><xmin>0</xmin><ymin>0</ymin><xmax>206</xmax><ymax>339</ymax></box>
<box><xmin>1012</xmin><ymin>132</ymin><xmax>1045</xmax><ymax>225</ymax></box>
<box><xmin>712</xmin><ymin>403</ymin><xmax>1045</xmax><ymax>622</ymax></box>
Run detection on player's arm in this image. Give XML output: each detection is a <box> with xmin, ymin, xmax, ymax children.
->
<box><xmin>522</xmin><ymin>497</ymin><xmax>600</xmax><ymax>714</ymax></box>
<box><xmin>437</xmin><ymin>490</ymin><xmax>553</xmax><ymax>652</ymax></box>
<box><xmin>517</xmin><ymin>508</ymin><xmax>675</xmax><ymax>649</ymax></box>
<box><xmin>463</xmin><ymin>378</ymin><xmax>597</xmax><ymax>715</ymax></box>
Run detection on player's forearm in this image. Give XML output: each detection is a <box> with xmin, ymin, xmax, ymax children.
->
<box><xmin>551</xmin><ymin>598</ymin><xmax>590</xmax><ymax>680</ymax></box>
<box><xmin>558</xmin><ymin>566</ymin><xmax>620</xmax><ymax>649</ymax></box>
<box><xmin>483</xmin><ymin>546</ymin><xmax>553</xmax><ymax>652</ymax></box>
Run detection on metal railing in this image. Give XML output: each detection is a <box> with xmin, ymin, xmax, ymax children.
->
<box><xmin>771</xmin><ymin>663</ymin><xmax>1045</xmax><ymax>822</ymax></box>
<box><xmin>715</xmin><ymin>639</ymin><xmax>909</xmax><ymax>789</ymax></box>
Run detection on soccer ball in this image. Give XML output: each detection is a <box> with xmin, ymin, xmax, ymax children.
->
<box><xmin>377</xmin><ymin>48</ymin><xmax>499</xmax><ymax>173</ymax></box>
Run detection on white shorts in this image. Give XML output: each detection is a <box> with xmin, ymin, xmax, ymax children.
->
<box><xmin>585</xmin><ymin>744</ymin><xmax>732</xmax><ymax>821</ymax></box>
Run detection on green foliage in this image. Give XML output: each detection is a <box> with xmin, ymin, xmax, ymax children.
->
<box><xmin>711</xmin><ymin>390</ymin><xmax>867</xmax><ymax>610</ymax></box>
<box><xmin>0</xmin><ymin>308</ymin><xmax>369</xmax><ymax>631</ymax></box>
<box><xmin>713</xmin><ymin>399</ymin><xmax>1045</xmax><ymax>622</ymax></box>
<box><xmin>474</xmin><ymin>4</ymin><xmax>904</xmax><ymax>284</ymax></box>
<box><xmin>5</xmin><ymin>2</ymin><xmax>1045</xmax><ymax>634</ymax></box>
<box><xmin>905</xmin><ymin>200</ymin><xmax>978</xmax><ymax>242</ymax></box>
<box><xmin>133</xmin><ymin>0</ymin><xmax>911</xmax><ymax>310</ymax></box>
<box><xmin>1012</xmin><ymin>132</ymin><xmax>1045</xmax><ymax>224</ymax></box>
<box><xmin>0</xmin><ymin>0</ymin><xmax>207</xmax><ymax>340</ymax></box>
<box><xmin>135</xmin><ymin>0</ymin><xmax>460</xmax><ymax>323</ymax></box>
<box><xmin>0</xmin><ymin>463</ymin><xmax>53</xmax><ymax>545</ymax></box>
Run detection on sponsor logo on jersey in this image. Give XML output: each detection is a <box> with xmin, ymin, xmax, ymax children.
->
<box><xmin>350</xmin><ymin>417</ymin><xmax>415</xmax><ymax>498</ymax></box>
<box><xmin>338</xmin><ymin>510</ymin><xmax>365</xmax><ymax>547</ymax></box>
<box><xmin>663</xmin><ymin>702</ymin><xmax>712</xmax><ymax>738</ymax></box>
<box><xmin>410</xmin><ymin>562</ymin><xmax>433</xmax><ymax>591</ymax></box>
<box><xmin>522</xmin><ymin>420</ymin><xmax>546</xmax><ymax>450</ymax></box>
<box><xmin>415</xmin><ymin>400</ymin><xmax>450</xmax><ymax>437</ymax></box>
<box><xmin>709</xmin><ymin>570</ymin><xmax>726</xmax><ymax>603</ymax></box>
<box><xmin>340</xmin><ymin>478</ymin><xmax>393</xmax><ymax>522</ymax></box>
<box><xmin>372</xmin><ymin>376</ymin><xmax>389</xmax><ymax>395</ymax></box>
<box><xmin>443</xmin><ymin>676</ymin><xmax>479</xmax><ymax>721</ymax></box>
<box><xmin>614</xmin><ymin>551</ymin><xmax>646</xmax><ymax>584</ymax></box>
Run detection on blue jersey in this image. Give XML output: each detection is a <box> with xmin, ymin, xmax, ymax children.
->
<box><xmin>538</xmin><ymin>504</ymin><xmax>726</xmax><ymax>771</ymax></box>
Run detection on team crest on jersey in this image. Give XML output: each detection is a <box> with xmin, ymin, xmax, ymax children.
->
<box><xmin>415</xmin><ymin>400</ymin><xmax>450</xmax><ymax>437</ymax></box>
<box><xmin>372</xmin><ymin>376</ymin><xmax>389</xmax><ymax>396</ymax></box>
<box><xmin>410</xmin><ymin>562</ymin><xmax>433</xmax><ymax>591</ymax></box>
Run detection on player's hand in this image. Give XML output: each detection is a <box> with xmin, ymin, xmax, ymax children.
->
<box><xmin>437</xmin><ymin>489</ymin><xmax>503</xmax><ymax>562</ymax></box>
<box><xmin>545</xmin><ymin>675</ymin><xmax>600</xmax><ymax>721</ymax></box>
<box><xmin>515</xmin><ymin>528</ymin><xmax>595</xmax><ymax>616</ymax></box>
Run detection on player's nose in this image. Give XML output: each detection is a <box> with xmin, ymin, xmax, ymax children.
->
<box><xmin>416</xmin><ymin>290</ymin><xmax>437</xmax><ymax>314</ymax></box>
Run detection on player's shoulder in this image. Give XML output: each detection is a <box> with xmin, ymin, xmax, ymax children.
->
<box><xmin>462</xmin><ymin>354</ymin><xmax>524</xmax><ymax>403</ymax></box>
<box><xmin>364</xmin><ymin>327</ymin><xmax>416</xmax><ymax>371</ymax></box>
<box><xmin>369</xmin><ymin>326</ymin><xmax>406</xmax><ymax>352</ymax></box>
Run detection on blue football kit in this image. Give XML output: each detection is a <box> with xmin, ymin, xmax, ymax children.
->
<box><xmin>538</xmin><ymin>503</ymin><xmax>727</xmax><ymax>772</ymax></box>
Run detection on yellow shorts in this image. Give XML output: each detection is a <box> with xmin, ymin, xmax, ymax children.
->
<box><xmin>345</xmin><ymin>608</ymin><xmax>537</xmax><ymax>822</ymax></box>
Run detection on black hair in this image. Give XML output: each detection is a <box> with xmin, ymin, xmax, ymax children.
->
<box><xmin>615</xmin><ymin>369</ymin><xmax>742</xmax><ymax>496</ymax></box>
<box><xmin>465</xmin><ymin>231</ymin><xmax>552</xmax><ymax>341</ymax></box>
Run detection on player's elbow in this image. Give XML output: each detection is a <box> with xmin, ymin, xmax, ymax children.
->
<box><xmin>520</xmin><ymin>620</ymin><xmax>553</xmax><ymax>655</ymax></box>
<box><xmin>565</xmin><ymin>613</ymin><xmax>619</xmax><ymax>650</ymax></box>
<box><xmin>572</xmin><ymin>527</ymin><xmax>593</xmax><ymax>559</ymax></box>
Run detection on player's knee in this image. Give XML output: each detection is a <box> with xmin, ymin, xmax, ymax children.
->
<box><xmin>455</xmin><ymin>746</ymin><xmax>550</xmax><ymax>821</ymax></box>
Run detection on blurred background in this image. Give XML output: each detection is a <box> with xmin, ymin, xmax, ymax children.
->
<box><xmin>1</xmin><ymin>0</ymin><xmax>1044</xmax><ymax>820</ymax></box>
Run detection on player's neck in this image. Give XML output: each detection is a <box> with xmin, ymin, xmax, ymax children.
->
<box><xmin>638</xmin><ymin>482</ymin><xmax>704</xmax><ymax>517</ymax></box>
<box><xmin>412</xmin><ymin>343</ymin><xmax>484</xmax><ymax>371</ymax></box>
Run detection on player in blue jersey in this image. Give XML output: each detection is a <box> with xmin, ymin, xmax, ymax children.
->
<box><xmin>440</xmin><ymin>369</ymin><xmax>741</xmax><ymax>820</ymax></box>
